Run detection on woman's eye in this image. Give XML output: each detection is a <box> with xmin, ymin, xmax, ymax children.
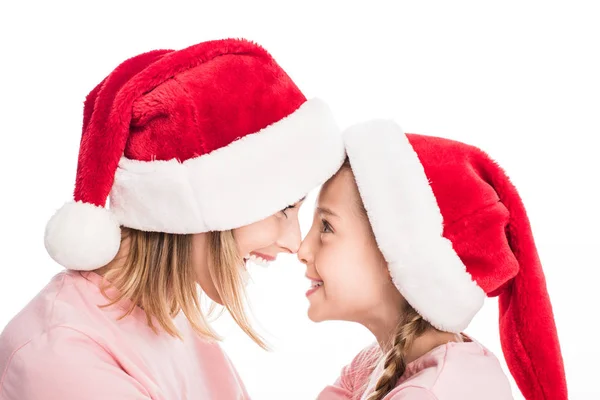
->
<box><xmin>281</xmin><ymin>205</ymin><xmax>295</xmax><ymax>218</ymax></box>
<box><xmin>320</xmin><ymin>219</ymin><xmax>333</xmax><ymax>233</ymax></box>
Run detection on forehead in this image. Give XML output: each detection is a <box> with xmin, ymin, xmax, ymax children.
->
<box><xmin>318</xmin><ymin>168</ymin><xmax>360</xmax><ymax>209</ymax></box>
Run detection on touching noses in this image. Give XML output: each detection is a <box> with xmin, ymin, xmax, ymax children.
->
<box><xmin>277</xmin><ymin>215</ymin><xmax>302</xmax><ymax>254</ymax></box>
<box><xmin>297</xmin><ymin>229</ymin><xmax>316</xmax><ymax>266</ymax></box>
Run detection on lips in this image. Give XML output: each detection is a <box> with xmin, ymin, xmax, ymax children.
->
<box><xmin>306</xmin><ymin>275</ymin><xmax>324</xmax><ymax>297</ymax></box>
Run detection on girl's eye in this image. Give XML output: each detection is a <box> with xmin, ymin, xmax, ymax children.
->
<box><xmin>320</xmin><ymin>219</ymin><xmax>333</xmax><ymax>234</ymax></box>
<box><xmin>281</xmin><ymin>205</ymin><xmax>295</xmax><ymax>218</ymax></box>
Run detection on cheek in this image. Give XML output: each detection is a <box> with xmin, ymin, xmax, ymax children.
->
<box><xmin>233</xmin><ymin>217</ymin><xmax>280</xmax><ymax>254</ymax></box>
<box><xmin>325</xmin><ymin>268</ymin><xmax>383</xmax><ymax>311</ymax></box>
<box><xmin>314</xmin><ymin>239</ymin><xmax>385</xmax><ymax>319</ymax></box>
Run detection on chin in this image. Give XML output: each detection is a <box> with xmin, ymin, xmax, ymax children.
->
<box><xmin>205</xmin><ymin>291</ymin><xmax>224</xmax><ymax>305</ymax></box>
<box><xmin>307</xmin><ymin>310</ymin><xmax>323</xmax><ymax>322</ymax></box>
<box><xmin>307</xmin><ymin>304</ymin><xmax>330</xmax><ymax>322</ymax></box>
<box><xmin>197</xmin><ymin>279</ymin><xmax>224</xmax><ymax>305</ymax></box>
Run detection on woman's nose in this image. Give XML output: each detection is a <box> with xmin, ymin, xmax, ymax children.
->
<box><xmin>297</xmin><ymin>235</ymin><xmax>313</xmax><ymax>265</ymax></box>
<box><xmin>278</xmin><ymin>216</ymin><xmax>302</xmax><ymax>254</ymax></box>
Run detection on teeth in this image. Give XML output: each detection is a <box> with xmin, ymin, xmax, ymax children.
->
<box><xmin>248</xmin><ymin>254</ymin><xmax>271</xmax><ymax>268</ymax></box>
<box><xmin>310</xmin><ymin>281</ymin><xmax>324</xmax><ymax>288</ymax></box>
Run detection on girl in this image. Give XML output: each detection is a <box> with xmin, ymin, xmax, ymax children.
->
<box><xmin>299</xmin><ymin>120</ymin><xmax>567</xmax><ymax>399</ymax></box>
<box><xmin>0</xmin><ymin>38</ymin><xmax>344</xmax><ymax>399</ymax></box>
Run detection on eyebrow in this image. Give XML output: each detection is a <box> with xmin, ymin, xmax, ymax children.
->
<box><xmin>317</xmin><ymin>206</ymin><xmax>339</xmax><ymax>217</ymax></box>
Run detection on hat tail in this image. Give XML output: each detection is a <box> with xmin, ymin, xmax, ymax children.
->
<box><xmin>45</xmin><ymin>50</ymin><xmax>171</xmax><ymax>270</ymax></box>
<box><xmin>487</xmin><ymin>161</ymin><xmax>568</xmax><ymax>400</ymax></box>
<box><xmin>75</xmin><ymin>49</ymin><xmax>171</xmax><ymax>206</ymax></box>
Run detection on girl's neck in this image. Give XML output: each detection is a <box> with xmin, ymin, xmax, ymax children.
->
<box><xmin>364</xmin><ymin>310</ymin><xmax>465</xmax><ymax>364</ymax></box>
<box><xmin>402</xmin><ymin>330</ymin><xmax>464</xmax><ymax>364</ymax></box>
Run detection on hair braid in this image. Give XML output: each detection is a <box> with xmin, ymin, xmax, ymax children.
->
<box><xmin>366</xmin><ymin>305</ymin><xmax>430</xmax><ymax>400</ymax></box>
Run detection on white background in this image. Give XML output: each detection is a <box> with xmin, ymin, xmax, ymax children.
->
<box><xmin>1</xmin><ymin>1</ymin><xmax>599</xmax><ymax>399</ymax></box>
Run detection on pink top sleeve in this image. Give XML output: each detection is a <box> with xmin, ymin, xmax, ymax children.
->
<box><xmin>0</xmin><ymin>271</ymin><xmax>252</xmax><ymax>399</ymax></box>
<box><xmin>0</xmin><ymin>326</ymin><xmax>151</xmax><ymax>400</ymax></box>
<box><xmin>318</xmin><ymin>345</ymin><xmax>381</xmax><ymax>400</ymax></box>
<box><xmin>318</xmin><ymin>339</ymin><xmax>512</xmax><ymax>400</ymax></box>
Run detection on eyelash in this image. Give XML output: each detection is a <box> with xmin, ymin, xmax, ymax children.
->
<box><xmin>320</xmin><ymin>219</ymin><xmax>333</xmax><ymax>234</ymax></box>
<box><xmin>281</xmin><ymin>205</ymin><xmax>295</xmax><ymax>218</ymax></box>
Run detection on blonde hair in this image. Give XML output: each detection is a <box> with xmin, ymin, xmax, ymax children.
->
<box><xmin>340</xmin><ymin>157</ymin><xmax>433</xmax><ymax>399</ymax></box>
<box><xmin>366</xmin><ymin>304</ymin><xmax>430</xmax><ymax>400</ymax></box>
<box><xmin>98</xmin><ymin>227</ymin><xmax>266</xmax><ymax>348</ymax></box>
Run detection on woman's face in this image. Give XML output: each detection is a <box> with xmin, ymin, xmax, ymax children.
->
<box><xmin>234</xmin><ymin>199</ymin><xmax>304</xmax><ymax>266</ymax></box>
<box><xmin>298</xmin><ymin>168</ymin><xmax>402</xmax><ymax>324</ymax></box>
<box><xmin>194</xmin><ymin>199</ymin><xmax>304</xmax><ymax>304</ymax></box>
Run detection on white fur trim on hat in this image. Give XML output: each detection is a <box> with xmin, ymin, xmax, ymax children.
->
<box><xmin>45</xmin><ymin>201</ymin><xmax>121</xmax><ymax>271</ymax></box>
<box><xmin>109</xmin><ymin>98</ymin><xmax>344</xmax><ymax>233</ymax></box>
<box><xmin>343</xmin><ymin>120</ymin><xmax>485</xmax><ymax>333</ymax></box>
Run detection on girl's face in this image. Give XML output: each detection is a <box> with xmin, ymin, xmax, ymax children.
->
<box><xmin>298</xmin><ymin>168</ymin><xmax>402</xmax><ymax>324</ymax></box>
<box><xmin>194</xmin><ymin>200</ymin><xmax>304</xmax><ymax>304</ymax></box>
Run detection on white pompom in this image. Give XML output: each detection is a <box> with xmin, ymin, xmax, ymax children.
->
<box><xmin>44</xmin><ymin>201</ymin><xmax>121</xmax><ymax>271</ymax></box>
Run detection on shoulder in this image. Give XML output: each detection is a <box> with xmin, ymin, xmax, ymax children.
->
<box><xmin>0</xmin><ymin>272</ymin><xmax>110</xmax><ymax>374</ymax></box>
<box><xmin>398</xmin><ymin>341</ymin><xmax>512</xmax><ymax>398</ymax></box>
<box><xmin>0</xmin><ymin>326</ymin><xmax>150</xmax><ymax>400</ymax></box>
<box><xmin>3</xmin><ymin>324</ymin><xmax>110</xmax><ymax>370</ymax></box>
<box><xmin>433</xmin><ymin>341</ymin><xmax>512</xmax><ymax>397</ymax></box>
<box><xmin>317</xmin><ymin>344</ymin><xmax>382</xmax><ymax>399</ymax></box>
<box><xmin>437</xmin><ymin>340</ymin><xmax>510</xmax><ymax>381</ymax></box>
<box><xmin>0</xmin><ymin>326</ymin><xmax>109</xmax><ymax>392</ymax></box>
<box><xmin>349</xmin><ymin>343</ymin><xmax>382</xmax><ymax>370</ymax></box>
<box><xmin>338</xmin><ymin>343</ymin><xmax>382</xmax><ymax>392</ymax></box>
<box><xmin>0</xmin><ymin>274</ymin><xmax>70</xmax><ymax>360</ymax></box>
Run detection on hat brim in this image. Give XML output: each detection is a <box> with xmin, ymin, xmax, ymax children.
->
<box><xmin>343</xmin><ymin>120</ymin><xmax>485</xmax><ymax>333</ymax></box>
<box><xmin>109</xmin><ymin>98</ymin><xmax>344</xmax><ymax>233</ymax></box>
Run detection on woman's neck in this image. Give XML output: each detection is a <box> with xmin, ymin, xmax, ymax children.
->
<box><xmin>93</xmin><ymin>237</ymin><xmax>131</xmax><ymax>277</ymax></box>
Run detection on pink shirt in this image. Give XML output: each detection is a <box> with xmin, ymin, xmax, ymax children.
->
<box><xmin>318</xmin><ymin>339</ymin><xmax>514</xmax><ymax>400</ymax></box>
<box><xmin>0</xmin><ymin>271</ymin><xmax>249</xmax><ymax>399</ymax></box>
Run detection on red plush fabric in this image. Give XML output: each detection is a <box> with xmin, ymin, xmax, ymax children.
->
<box><xmin>74</xmin><ymin>39</ymin><xmax>305</xmax><ymax>207</ymax></box>
<box><xmin>77</xmin><ymin>49</ymin><xmax>171</xmax><ymax>206</ymax></box>
<box><xmin>407</xmin><ymin>134</ymin><xmax>567</xmax><ymax>400</ymax></box>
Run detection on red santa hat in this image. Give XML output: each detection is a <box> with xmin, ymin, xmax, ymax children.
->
<box><xmin>343</xmin><ymin>120</ymin><xmax>567</xmax><ymax>400</ymax></box>
<box><xmin>45</xmin><ymin>38</ymin><xmax>344</xmax><ymax>271</ymax></box>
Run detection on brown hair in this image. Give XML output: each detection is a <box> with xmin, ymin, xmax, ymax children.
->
<box><xmin>341</xmin><ymin>157</ymin><xmax>433</xmax><ymax>399</ymax></box>
<box><xmin>98</xmin><ymin>227</ymin><xmax>266</xmax><ymax>348</ymax></box>
<box><xmin>366</xmin><ymin>304</ymin><xmax>430</xmax><ymax>400</ymax></box>
<box><xmin>340</xmin><ymin>157</ymin><xmax>368</xmax><ymax>219</ymax></box>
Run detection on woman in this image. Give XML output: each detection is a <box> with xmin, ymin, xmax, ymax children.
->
<box><xmin>0</xmin><ymin>38</ymin><xmax>344</xmax><ymax>399</ymax></box>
